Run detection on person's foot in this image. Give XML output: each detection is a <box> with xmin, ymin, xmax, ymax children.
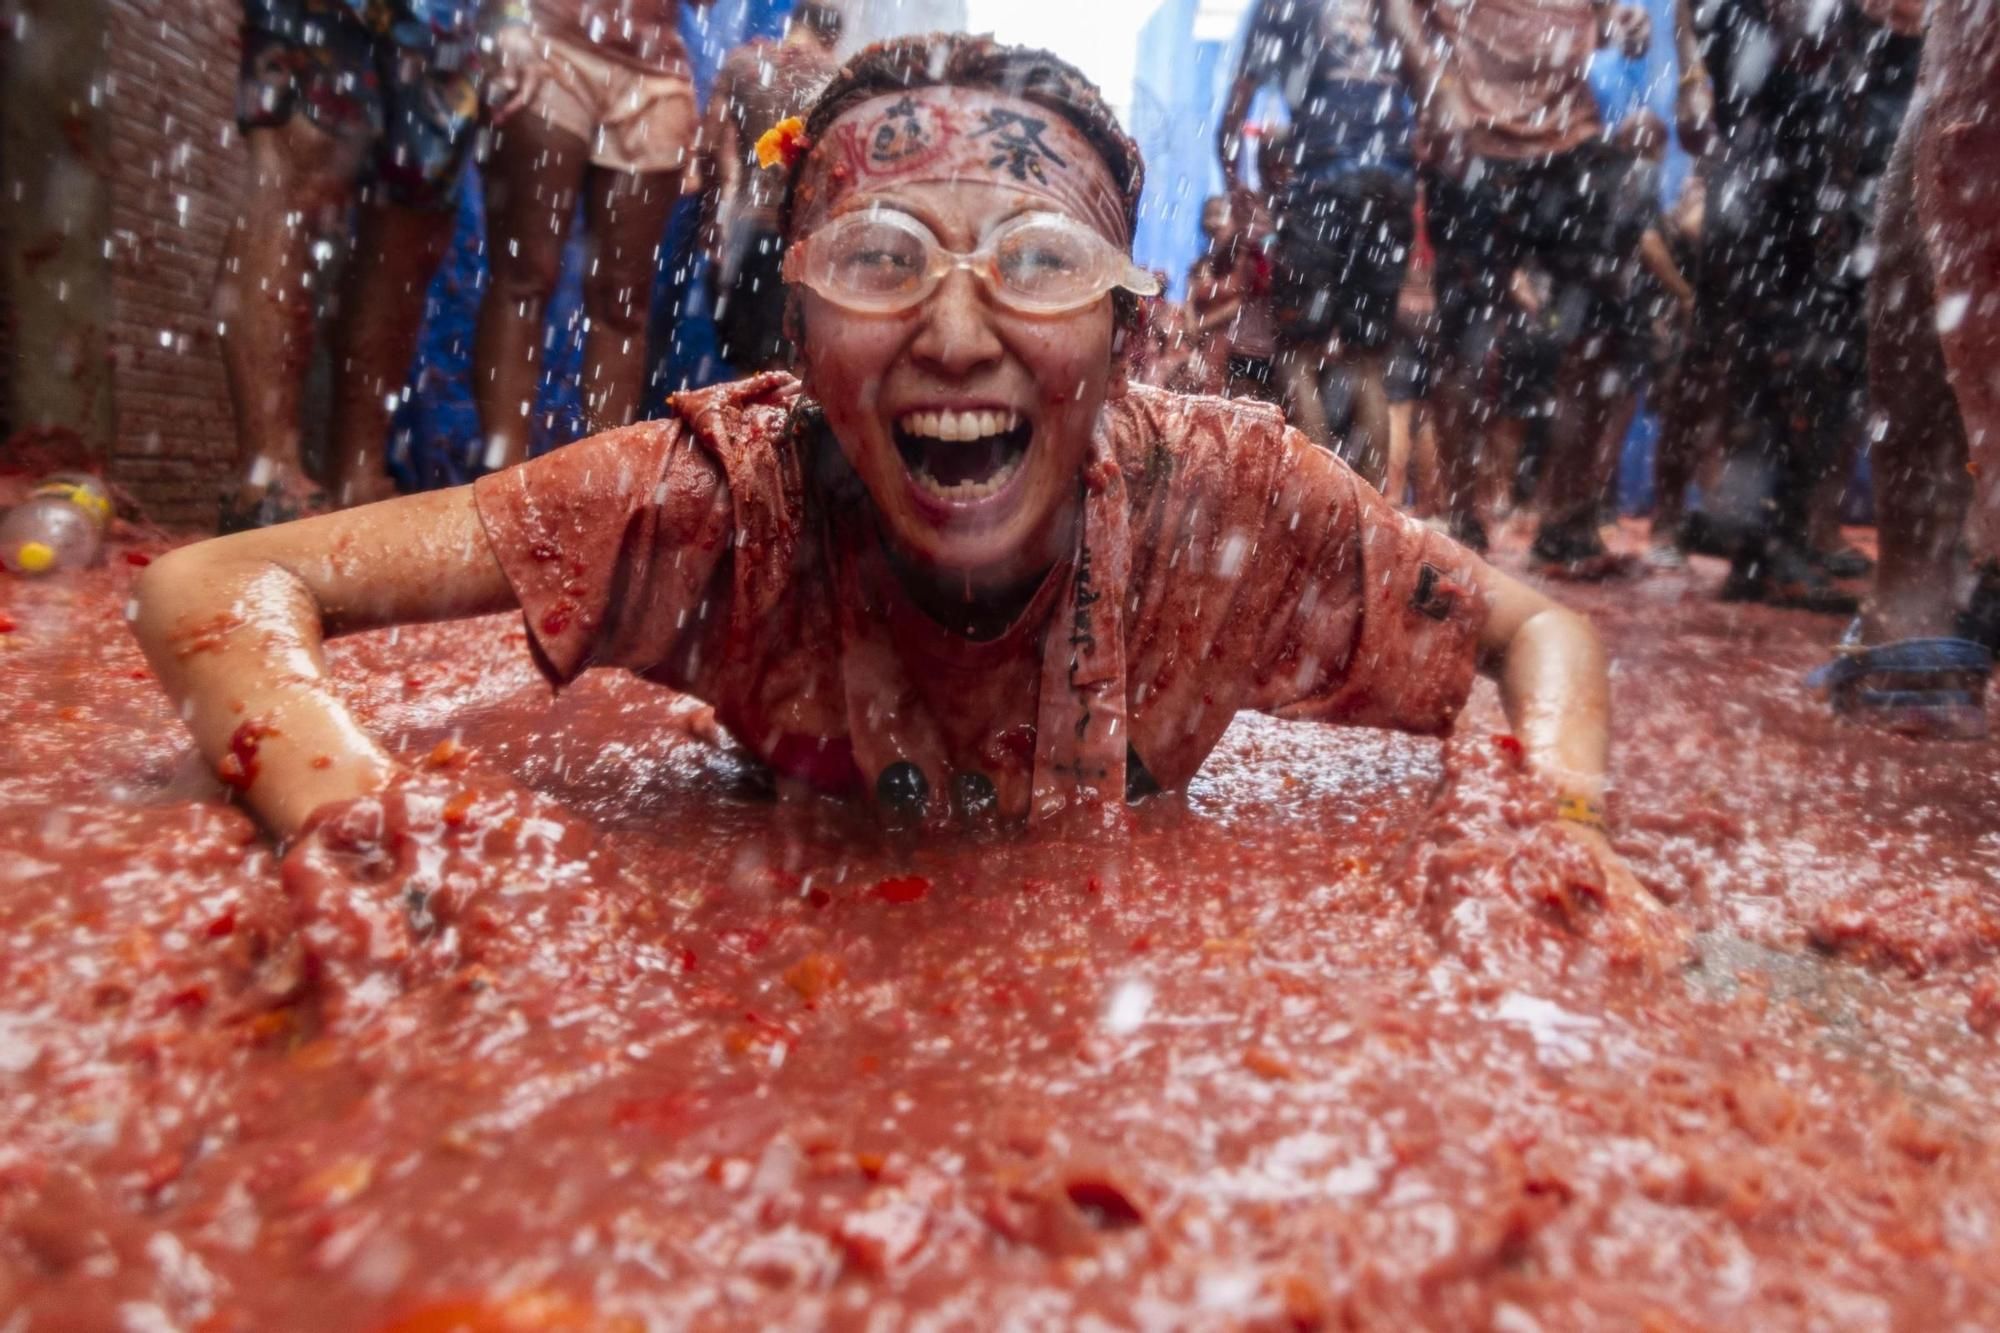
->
<box><xmin>1721</xmin><ymin>543</ymin><xmax>1859</xmax><ymax>614</ymax></box>
<box><xmin>1809</xmin><ymin>619</ymin><xmax>1991</xmax><ymax>740</ymax></box>
<box><xmin>1676</xmin><ymin>509</ymin><xmax>1737</xmax><ymax>559</ymax></box>
<box><xmin>218</xmin><ymin>462</ymin><xmax>327</xmax><ymax>535</ymax></box>
<box><xmin>1956</xmin><ymin>561</ymin><xmax>2000</xmax><ymax>654</ymax></box>
<box><xmin>1531</xmin><ymin>522</ymin><xmax>1632</xmax><ymax>580</ymax></box>
<box><xmin>1811</xmin><ymin>544</ymin><xmax>1874</xmax><ymax>579</ymax></box>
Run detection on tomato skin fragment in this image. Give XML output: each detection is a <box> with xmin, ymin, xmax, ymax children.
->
<box><xmin>871</xmin><ymin>875</ymin><xmax>931</xmax><ymax>904</ymax></box>
<box><xmin>784</xmin><ymin>951</ymin><xmax>845</xmax><ymax>1006</ymax></box>
<box><xmin>1243</xmin><ymin>1048</ymin><xmax>1298</xmax><ymax>1082</ymax></box>
<box><xmin>375</xmin><ymin>1291</ymin><xmax>638</xmax><ymax>1333</ymax></box>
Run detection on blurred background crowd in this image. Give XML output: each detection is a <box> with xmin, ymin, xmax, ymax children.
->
<box><xmin>0</xmin><ymin>0</ymin><xmax>1938</xmax><ymax>618</ymax></box>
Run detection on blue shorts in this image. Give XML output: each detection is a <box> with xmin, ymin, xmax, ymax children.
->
<box><xmin>237</xmin><ymin>0</ymin><xmax>485</xmax><ymax>210</ymax></box>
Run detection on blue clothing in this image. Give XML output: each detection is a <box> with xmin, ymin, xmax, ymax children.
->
<box><xmin>1240</xmin><ymin>0</ymin><xmax>1414</xmax><ymax>179</ymax></box>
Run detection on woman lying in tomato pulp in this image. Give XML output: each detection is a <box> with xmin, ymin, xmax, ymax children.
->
<box><xmin>134</xmin><ymin>35</ymin><xmax>1653</xmax><ymax>917</ymax></box>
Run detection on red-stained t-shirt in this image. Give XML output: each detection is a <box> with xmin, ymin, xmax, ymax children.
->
<box><xmin>472</xmin><ymin>373</ymin><xmax>1491</xmax><ymax>822</ymax></box>
<box><xmin>1422</xmin><ymin>0</ymin><xmax>1605</xmax><ymax>161</ymax></box>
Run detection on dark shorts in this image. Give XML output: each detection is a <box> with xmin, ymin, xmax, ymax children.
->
<box><xmin>1226</xmin><ymin>354</ymin><xmax>1275</xmax><ymax>388</ymax></box>
<box><xmin>1496</xmin><ymin>310</ymin><xmax>1562</xmax><ymax>419</ymax></box>
<box><xmin>1694</xmin><ymin>114</ymin><xmax>1863</xmax><ymax>411</ymax></box>
<box><xmin>1423</xmin><ymin>142</ymin><xmax>1649</xmax><ymax>366</ymax></box>
<box><xmin>1384</xmin><ymin>315</ymin><xmax>1435</xmax><ymax>404</ymax></box>
<box><xmin>1271</xmin><ymin>167</ymin><xmax>1416</xmax><ymax>352</ymax></box>
<box><xmin>712</xmin><ymin>227</ymin><xmax>790</xmax><ymax>374</ymax></box>
<box><xmin>238</xmin><ymin>0</ymin><xmax>484</xmax><ymax>211</ymax></box>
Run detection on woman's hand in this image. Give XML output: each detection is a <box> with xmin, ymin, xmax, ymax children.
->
<box><xmin>1554</xmin><ymin>818</ymin><xmax>1687</xmax><ymax>965</ymax></box>
<box><xmin>1551</xmin><ymin>820</ymin><xmax>1666</xmax><ymax>920</ymax></box>
<box><xmin>282</xmin><ymin>760</ymin><xmax>615</xmax><ymax>1029</ymax></box>
<box><xmin>486</xmin><ymin>24</ymin><xmax>550</xmax><ymax>127</ymax></box>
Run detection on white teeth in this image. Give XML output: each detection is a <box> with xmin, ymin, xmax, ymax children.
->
<box><xmin>898</xmin><ymin>408</ymin><xmax>1021</xmax><ymax>441</ymax></box>
<box><xmin>897</xmin><ymin>408</ymin><xmax>1028</xmax><ymax>504</ymax></box>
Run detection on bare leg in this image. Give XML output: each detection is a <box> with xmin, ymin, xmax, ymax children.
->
<box><xmin>1324</xmin><ymin>348</ymin><xmax>1390</xmax><ymax>490</ymax></box>
<box><xmin>1429</xmin><ymin>356</ymin><xmax>1489</xmax><ymax>546</ymax></box>
<box><xmin>578</xmin><ymin>164</ymin><xmax>682</xmax><ymax>432</ymax></box>
<box><xmin>1409</xmin><ymin>401</ymin><xmax>1442</xmax><ymax>517</ymax></box>
<box><xmin>474</xmin><ymin>113</ymin><xmax>590</xmax><ymax>472</ymax></box>
<box><xmin>1596</xmin><ymin>386</ymin><xmax>1642</xmax><ymax>515</ymax></box>
<box><xmin>1275</xmin><ymin>341</ymin><xmax>1333</xmax><ymax>452</ymax></box>
<box><xmin>1806</xmin><ymin>386</ymin><xmax>1864</xmax><ymax>560</ymax></box>
<box><xmin>213</xmin><ymin>117</ymin><xmax>365</xmax><ymax>522</ymax></box>
<box><xmin>1535</xmin><ymin>347</ymin><xmax>1620</xmax><ymax>546</ymax></box>
<box><xmin>324</xmin><ymin>200</ymin><xmax>458</xmax><ymax>507</ymax></box>
<box><xmin>1863</xmin><ymin>124</ymin><xmax>1967</xmax><ymax>643</ymax></box>
<box><xmin>1485</xmin><ymin>416</ymin><xmax>1526</xmax><ymax>519</ymax></box>
<box><xmin>1651</xmin><ymin>350</ymin><xmax>1711</xmax><ymax>546</ymax></box>
<box><xmin>1385</xmin><ymin>400</ymin><xmax>1413</xmax><ymax>506</ymax></box>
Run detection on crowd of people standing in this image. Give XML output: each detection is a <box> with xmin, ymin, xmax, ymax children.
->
<box><xmin>1156</xmin><ymin>0</ymin><xmax>1929</xmax><ymax>620</ymax></box>
<box><xmin>213</xmin><ymin>0</ymin><xmax>846</xmax><ymax>529</ymax></box>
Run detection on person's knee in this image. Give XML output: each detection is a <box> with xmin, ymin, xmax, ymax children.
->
<box><xmin>489</xmin><ymin>235</ymin><xmax>567</xmax><ymax>307</ymax></box>
<box><xmin>582</xmin><ymin>263</ymin><xmax>654</xmax><ymax>337</ymax></box>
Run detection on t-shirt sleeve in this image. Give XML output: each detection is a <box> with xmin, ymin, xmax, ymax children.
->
<box><xmin>471</xmin><ymin>419</ymin><xmax>732</xmax><ymax>686</ymax></box>
<box><xmin>1248</xmin><ymin>428</ymin><xmax>1492</xmax><ymax>734</ymax></box>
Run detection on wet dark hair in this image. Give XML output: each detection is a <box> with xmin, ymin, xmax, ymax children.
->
<box><xmin>778</xmin><ymin>32</ymin><xmax>1145</xmax><ymax>243</ymax></box>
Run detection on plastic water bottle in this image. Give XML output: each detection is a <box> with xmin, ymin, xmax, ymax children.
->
<box><xmin>0</xmin><ymin>473</ymin><xmax>112</xmax><ymax>577</ymax></box>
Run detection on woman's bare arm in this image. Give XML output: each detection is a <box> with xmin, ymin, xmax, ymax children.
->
<box><xmin>132</xmin><ymin>486</ymin><xmax>516</xmax><ymax>838</ymax></box>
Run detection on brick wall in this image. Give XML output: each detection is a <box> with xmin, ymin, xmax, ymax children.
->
<box><xmin>1</xmin><ymin>33</ymin><xmax>14</xmax><ymax>445</ymax></box>
<box><xmin>104</xmin><ymin>0</ymin><xmax>242</xmax><ymax>527</ymax></box>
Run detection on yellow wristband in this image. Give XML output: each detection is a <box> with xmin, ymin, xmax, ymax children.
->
<box><xmin>1557</xmin><ymin>794</ymin><xmax>1606</xmax><ymax>830</ymax></box>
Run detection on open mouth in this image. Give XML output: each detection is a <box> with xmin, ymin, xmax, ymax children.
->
<box><xmin>893</xmin><ymin>409</ymin><xmax>1032</xmax><ymax>503</ymax></box>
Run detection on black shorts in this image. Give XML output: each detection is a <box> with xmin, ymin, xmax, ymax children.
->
<box><xmin>1496</xmin><ymin>312</ymin><xmax>1562</xmax><ymax>419</ymax></box>
<box><xmin>1226</xmin><ymin>354</ymin><xmax>1275</xmax><ymax>387</ymax></box>
<box><xmin>1384</xmin><ymin>316</ymin><xmax>1435</xmax><ymax>404</ymax></box>
<box><xmin>711</xmin><ymin>227</ymin><xmax>790</xmax><ymax>374</ymax></box>
<box><xmin>237</xmin><ymin>0</ymin><xmax>484</xmax><ymax>211</ymax></box>
<box><xmin>1271</xmin><ymin>167</ymin><xmax>1416</xmax><ymax>352</ymax></box>
<box><xmin>1423</xmin><ymin>142</ymin><xmax>1648</xmax><ymax>364</ymax></box>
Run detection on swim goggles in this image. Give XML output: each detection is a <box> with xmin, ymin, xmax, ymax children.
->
<box><xmin>782</xmin><ymin>208</ymin><xmax>1161</xmax><ymax>316</ymax></box>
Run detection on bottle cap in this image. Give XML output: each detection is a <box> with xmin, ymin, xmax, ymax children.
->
<box><xmin>15</xmin><ymin>542</ymin><xmax>55</xmax><ymax>574</ymax></box>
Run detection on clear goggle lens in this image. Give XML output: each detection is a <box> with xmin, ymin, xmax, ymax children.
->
<box><xmin>785</xmin><ymin>209</ymin><xmax>1160</xmax><ymax>315</ymax></box>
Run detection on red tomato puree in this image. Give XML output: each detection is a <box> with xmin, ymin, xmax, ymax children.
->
<box><xmin>2</xmin><ymin>528</ymin><xmax>1999</xmax><ymax>1329</ymax></box>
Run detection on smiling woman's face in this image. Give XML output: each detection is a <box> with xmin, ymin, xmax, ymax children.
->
<box><xmin>797</xmin><ymin>176</ymin><xmax>1119</xmax><ymax>591</ymax></box>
